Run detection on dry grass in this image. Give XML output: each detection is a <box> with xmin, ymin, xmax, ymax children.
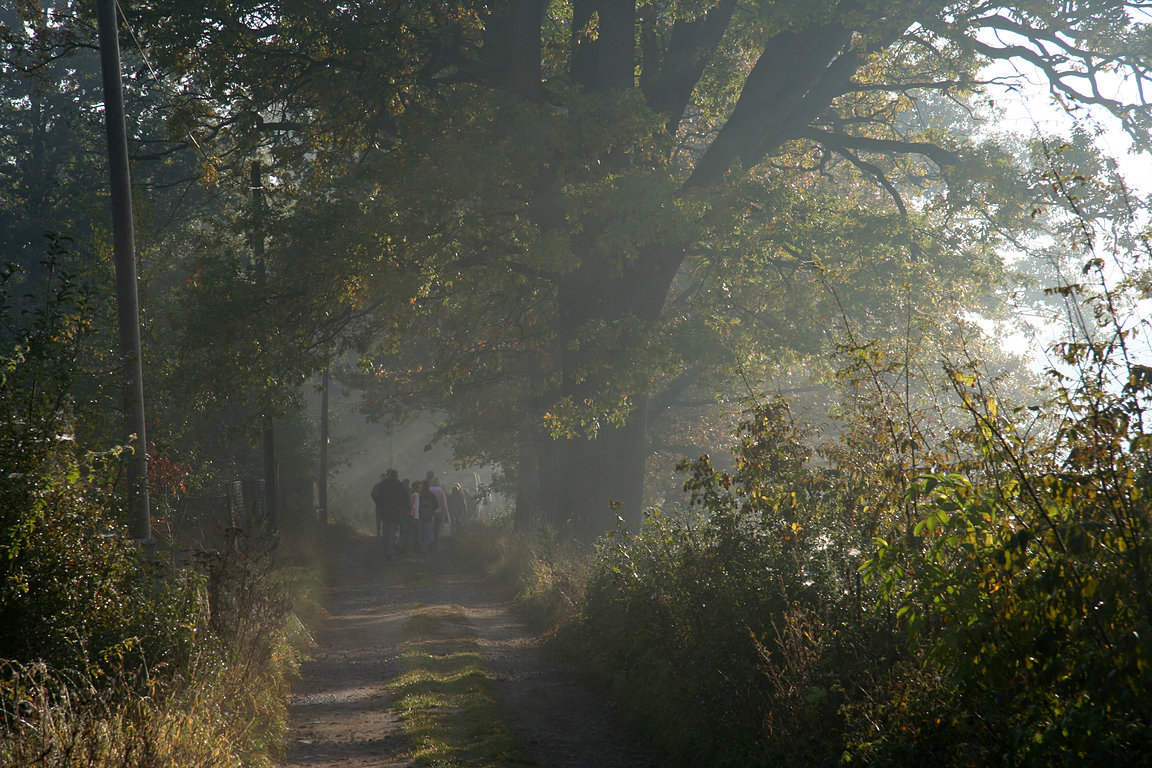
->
<box><xmin>0</xmin><ymin>535</ymin><xmax>319</xmax><ymax>768</ymax></box>
<box><xmin>453</xmin><ymin>522</ymin><xmax>588</xmax><ymax>634</ymax></box>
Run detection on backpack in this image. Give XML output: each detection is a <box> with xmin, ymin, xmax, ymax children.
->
<box><xmin>419</xmin><ymin>487</ymin><xmax>438</xmax><ymax>518</ymax></box>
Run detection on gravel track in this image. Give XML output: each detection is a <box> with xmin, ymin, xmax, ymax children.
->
<box><xmin>279</xmin><ymin>533</ymin><xmax>666</xmax><ymax>768</ymax></box>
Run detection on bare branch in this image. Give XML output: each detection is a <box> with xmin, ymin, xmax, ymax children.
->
<box><xmin>832</xmin><ymin>147</ymin><xmax>909</xmax><ymax>215</ymax></box>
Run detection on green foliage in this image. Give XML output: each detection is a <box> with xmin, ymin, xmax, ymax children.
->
<box><xmin>577</xmin><ymin>401</ymin><xmax>883</xmax><ymax>765</ymax></box>
<box><xmin>857</xmin><ymin>267</ymin><xmax>1152</xmax><ymax>762</ymax></box>
<box><xmin>568</xmin><ymin>362</ymin><xmax>1152</xmax><ymax>765</ymax></box>
<box><xmin>0</xmin><ymin>248</ymin><xmax>197</xmax><ymax>679</ymax></box>
<box><xmin>0</xmin><ymin>247</ymin><xmax>307</xmax><ymax>767</ymax></box>
<box><xmin>569</xmin><ymin>203</ymin><xmax>1152</xmax><ymax>762</ymax></box>
<box><xmin>471</xmin><ymin>296</ymin><xmax>1152</xmax><ymax>762</ymax></box>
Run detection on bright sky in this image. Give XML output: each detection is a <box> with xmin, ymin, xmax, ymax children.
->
<box><xmin>975</xmin><ymin>54</ymin><xmax>1152</xmax><ymax>370</ymax></box>
<box><xmin>983</xmin><ymin>57</ymin><xmax>1152</xmax><ymax>185</ymax></box>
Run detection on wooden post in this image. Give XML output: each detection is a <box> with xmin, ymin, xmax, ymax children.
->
<box><xmin>250</xmin><ymin>160</ymin><xmax>279</xmax><ymax>534</ymax></box>
<box><xmin>96</xmin><ymin>0</ymin><xmax>151</xmax><ymax>542</ymax></box>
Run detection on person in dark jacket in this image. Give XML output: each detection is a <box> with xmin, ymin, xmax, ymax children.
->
<box><xmin>448</xmin><ymin>483</ymin><xmax>470</xmax><ymax>533</ymax></box>
<box><xmin>371</xmin><ymin>469</ymin><xmax>410</xmax><ymax>557</ymax></box>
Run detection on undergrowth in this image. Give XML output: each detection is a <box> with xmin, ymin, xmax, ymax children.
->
<box><xmin>0</xmin><ymin>249</ymin><xmax>317</xmax><ymax>767</ymax></box>
<box><xmin>0</xmin><ymin>528</ymin><xmax>315</xmax><ymax>768</ymax></box>
<box><xmin>462</xmin><ymin>215</ymin><xmax>1152</xmax><ymax>764</ymax></box>
<box><xmin>456</xmin><ymin>518</ymin><xmax>588</xmax><ymax>635</ymax></box>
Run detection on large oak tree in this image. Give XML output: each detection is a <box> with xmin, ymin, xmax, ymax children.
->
<box><xmin>131</xmin><ymin>0</ymin><xmax>1152</xmax><ymax>538</ymax></box>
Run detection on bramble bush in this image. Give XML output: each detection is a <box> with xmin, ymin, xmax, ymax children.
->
<box><xmin>855</xmin><ymin>300</ymin><xmax>1152</xmax><ymax>759</ymax></box>
<box><xmin>573</xmin><ymin>355</ymin><xmax>1152</xmax><ymax>765</ymax></box>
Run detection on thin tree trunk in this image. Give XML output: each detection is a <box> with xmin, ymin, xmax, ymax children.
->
<box><xmin>319</xmin><ymin>367</ymin><xmax>329</xmax><ymax>525</ymax></box>
<box><xmin>514</xmin><ymin>417</ymin><xmax>541</xmax><ymax>531</ymax></box>
<box><xmin>251</xmin><ymin>159</ymin><xmax>278</xmax><ymax>534</ymax></box>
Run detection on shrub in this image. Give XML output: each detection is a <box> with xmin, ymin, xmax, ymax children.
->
<box><xmin>0</xmin><ymin>247</ymin><xmax>307</xmax><ymax>766</ymax></box>
<box><xmin>0</xmin><ymin>248</ymin><xmax>202</xmax><ymax>680</ymax></box>
<box><xmin>856</xmin><ymin>371</ymin><xmax>1152</xmax><ymax>763</ymax></box>
<box><xmin>852</xmin><ymin>204</ymin><xmax>1152</xmax><ymax>763</ymax></box>
<box><xmin>578</xmin><ymin>401</ymin><xmax>892</xmax><ymax>766</ymax></box>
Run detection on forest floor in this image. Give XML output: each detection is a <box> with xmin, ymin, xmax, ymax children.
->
<box><xmin>278</xmin><ymin>529</ymin><xmax>667</xmax><ymax>768</ymax></box>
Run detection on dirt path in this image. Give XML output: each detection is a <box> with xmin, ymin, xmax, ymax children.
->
<box><xmin>279</xmin><ymin>533</ymin><xmax>666</xmax><ymax>768</ymax></box>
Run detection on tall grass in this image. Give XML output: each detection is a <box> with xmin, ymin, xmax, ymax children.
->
<box><xmin>455</xmin><ymin>517</ymin><xmax>588</xmax><ymax>634</ymax></box>
<box><xmin>0</xmin><ymin>531</ymin><xmax>314</xmax><ymax>768</ymax></box>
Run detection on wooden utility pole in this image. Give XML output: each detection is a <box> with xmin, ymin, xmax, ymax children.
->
<box><xmin>319</xmin><ymin>367</ymin><xmax>330</xmax><ymax>525</ymax></box>
<box><xmin>96</xmin><ymin>0</ymin><xmax>151</xmax><ymax>542</ymax></box>
<box><xmin>250</xmin><ymin>160</ymin><xmax>279</xmax><ymax>534</ymax></box>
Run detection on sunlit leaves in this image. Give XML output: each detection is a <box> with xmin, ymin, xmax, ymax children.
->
<box><xmin>860</xmin><ymin>275</ymin><xmax>1152</xmax><ymax>760</ymax></box>
<box><xmin>118</xmin><ymin>0</ymin><xmax>1152</xmax><ymax>537</ymax></box>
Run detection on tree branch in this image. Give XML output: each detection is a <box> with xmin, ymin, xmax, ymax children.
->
<box><xmin>640</xmin><ymin>0</ymin><xmax>738</xmax><ymax>134</ymax></box>
<box><xmin>685</xmin><ymin>24</ymin><xmax>852</xmax><ymax>189</ymax></box>
<box><xmin>801</xmin><ymin>128</ymin><xmax>960</xmax><ymax>168</ymax></box>
<box><xmin>649</xmin><ymin>366</ymin><xmax>704</xmax><ymax>421</ymax></box>
<box><xmin>831</xmin><ymin>147</ymin><xmax>909</xmax><ymax>215</ymax></box>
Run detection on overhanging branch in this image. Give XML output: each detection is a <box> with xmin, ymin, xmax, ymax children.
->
<box><xmin>801</xmin><ymin>128</ymin><xmax>960</xmax><ymax>168</ymax></box>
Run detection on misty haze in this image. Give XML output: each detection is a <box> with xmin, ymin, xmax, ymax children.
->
<box><xmin>3</xmin><ymin>2</ymin><xmax>1152</xmax><ymax>766</ymax></box>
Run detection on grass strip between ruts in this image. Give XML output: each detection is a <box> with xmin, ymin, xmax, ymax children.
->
<box><xmin>387</xmin><ymin>606</ymin><xmax>535</xmax><ymax>767</ymax></box>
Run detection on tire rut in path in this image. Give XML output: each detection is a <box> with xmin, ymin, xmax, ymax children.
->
<box><xmin>280</xmin><ymin>534</ymin><xmax>666</xmax><ymax>768</ymax></box>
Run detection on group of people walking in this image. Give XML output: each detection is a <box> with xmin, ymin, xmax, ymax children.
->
<box><xmin>370</xmin><ymin>470</ymin><xmax>471</xmax><ymax>556</ymax></box>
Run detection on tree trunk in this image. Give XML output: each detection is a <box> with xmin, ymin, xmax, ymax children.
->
<box><xmin>514</xmin><ymin>416</ymin><xmax>542</xmax><ymax>530</ymax></box>
<box><xmin>545</xmin><ymin>229</ymin><xmax>670</xmax><ymax>538</ymax></box>
<box><xmin>491</xmin><ymin>3</ymin><xmax>885</xmax><ymax>541</ymax></box>
<box><xmin>549</xmin><ymin>392</ymin><xmax>648</xmax><ymax>540</ymax></box>
<box><xmin>319</xmin><ymin>367</ymin><xmax>329</xmax><ymax>525</ymax></box>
